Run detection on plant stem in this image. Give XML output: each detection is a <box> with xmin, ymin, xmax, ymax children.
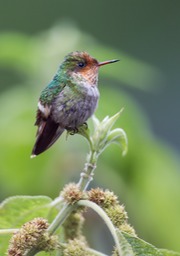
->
<box><xmin>0</xmin><ymin>228</ymin><xmax>19</xmax><ymax>234</ymax></box>
<box><xmin>60</xmin><ymin>242</ymin><xmax>108</xmax><ymax>256</ymax></box>
<box><xmin>47</xmin><ymin>149</ymin><xmax>98</xmax><ymax>238</ymax></box>
<box><xmin>78</xmin><ymin>200</ymin><xmax>122</xmax><ymax>256</ymax></box>
<box><xmin>77</xmin><ymin>150</ymin><xmax>97</xmax><ymax>191</ymax></box>
<box><xmin>26</xmin><ymin>135</ymin><xmax>99</xmax><ymax>255</ymax></box>
<box><xmin>86</xmin><ymin>248</ymin><xmax>108</xmax><ymax>256</ymax></box>
<box><xmin>25</xmin><ymin>204</ymin><xmax>77</xmax><ymax>256</ymax></box>
<box><xmin>47</xmin><ymin>203</ymin><xmax>76</xmax><ymax>235</ymax></box>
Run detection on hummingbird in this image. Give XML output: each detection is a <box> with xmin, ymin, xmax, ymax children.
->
<box><xmin>31</xmin><ymin>51</ymin><xmax>119</xmax><ymax>157</ymax></box>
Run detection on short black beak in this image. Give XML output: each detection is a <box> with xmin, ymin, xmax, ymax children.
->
<box><xmin>98</xmin><ymin>59</ymin><xmax>119</xmax><ymax>67</ymax></box>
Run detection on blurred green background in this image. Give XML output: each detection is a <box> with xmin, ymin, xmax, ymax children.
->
<box><xmin>0</xmin><ymin>0</ymin><xmax>180</xmax><ymax>254</ymax></box>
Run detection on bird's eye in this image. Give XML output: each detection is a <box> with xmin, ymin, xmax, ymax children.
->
<box><xmin>78</xmin><ymin>62</ymin><xmax>86</xmax><ymax>68</ymax></box>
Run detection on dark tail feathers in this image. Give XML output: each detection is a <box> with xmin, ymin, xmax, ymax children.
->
<box><xmin>31</xmin><ymin>118</ymin><xmax>64</xmax><ymax>157</ymax></box>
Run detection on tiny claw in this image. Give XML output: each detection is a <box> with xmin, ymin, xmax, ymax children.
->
<box><xmin>82</xmin><ymin>122</ymin><xmax>88</xmax><ymax>129</ymax></box>
<box><xmin>66</xmin><ymin>123</ymin><xmax>89</xmax><ymax>140</ymax></box>
<box><xmin>70</xmin><ymin>128</ymin><xmax>79</xmax><ymax>135</ymax></box>
<box><xmin>66</xmin><ymin>127</ymin><xmax>79</xmax><ymax>137</ymax></box>
<box><xmin>79</xmin><ymin>122</ymin><xmax>88</xmax><ymax>129</ymax></box>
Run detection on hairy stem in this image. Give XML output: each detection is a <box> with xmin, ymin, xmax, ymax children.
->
<box><xmin>47</xmin><ymin>147</ymin><xmax>98</xmax><ymax>236</ymax></box>
<box><xmin>60</xmin><ymin>242</ymin><xmax>108</xmax><ymax>256</ymax></box>
<box><xmin>26</xmin><ymin>149</ymin><xmax>98</xmax><ymax>256</ymax></box>
<box><xmin>78</xmin><ymin>200</ymin><xmax>122</xmax><ymax>256</ymax></box>
<box><xmin>47</xmin><ymin>203</ymin><xmax>76</xmax><ymax>235</ymax></box>
<box><xmin>78</xmin><ymin>150</ymin><xmax>97</xmax><ymax>191</ymax></box>
<box><xmin>0</xmin><ymin>229</ymin><xmax>19</xmax><ymax>234</ymax></box>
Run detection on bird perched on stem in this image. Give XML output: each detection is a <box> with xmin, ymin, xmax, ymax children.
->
<box><xmin>31</xmin><ymin>51</ymin><xmax>119</xmax><ymax>157</ymax></box>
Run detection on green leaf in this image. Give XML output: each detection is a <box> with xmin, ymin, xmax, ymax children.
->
<box><xmin>159</xmin><ymin>249</ymin><xmax>180</xmax><ymax>256</ymax></box>
<box><xmin>91</xmin><ymin>110</ymin><xmax>124</xmax><ymax>153</ymax></box>
<box><xmin>0</xmin><ymin>195</ymin><xmax>52</xmax><ymax>228</ymax></box>
<box><xmin>92</xmin><ymin>115</ymin><xmax>100</xmax><ymax>128</ymax></box>
<box><xmin>106</xmin><ymin>128</ymin><xmax>128</xmax><ymax>156</ymax></box>
<box><xmin>115</xmin><ymin>229</ymin><xmax>134</xmax><ymax>256</ymax></box>
<box><xmin>0</xmin><ymin>195</ymin><xmax>53</xmax><ymax>255</ymax></box>
<box><xmin>123</xmin><ymin>232</ymin><xmax>180</xmax><ymax>256</ymax></box>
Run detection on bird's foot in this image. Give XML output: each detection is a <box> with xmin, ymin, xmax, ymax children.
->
<box><xmin>66</xmin><ymin>123</ymin><xmax>88</xmax><ymax>135</ymax></box>
<box><xmin>81</xmin><ymin>122</ymin><xmax>88</xmax><ymax>129</ymax></box>
<box><xmin>66</xmin><ymin>123</ymin><xmax>89</xmax><ymax>140</ymax></box>
<box><xmin>66</xmin><ymin>127</ymin><xmax>79</xmax><ymax>138</ymax></box>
